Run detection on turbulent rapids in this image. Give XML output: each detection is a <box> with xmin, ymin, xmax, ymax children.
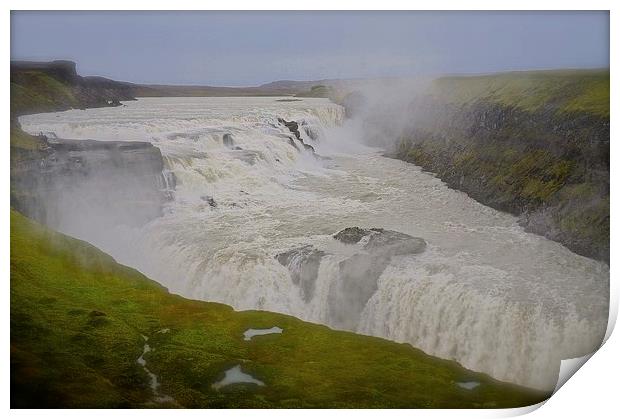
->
<box><xmin>20</xmin><ymin>97</ymin><xmax>609</xmax><ymax>391</ymax></box>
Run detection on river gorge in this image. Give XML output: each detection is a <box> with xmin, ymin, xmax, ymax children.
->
<box><xmin>19</xmin><ymin>96</ymin><xmax>609</xmax><ymax>392</ymax></box>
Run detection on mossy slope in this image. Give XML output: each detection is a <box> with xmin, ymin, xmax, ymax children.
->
<box><xmin>11</xmin><ymin>70</ymin><xmax>79</xmax><ymax>116</ymax></box>
<box><xmin>10</xmin><ymin>210</ymin><xmax>548</xmax><ymax>408</ymax></box>
<box><xmin>395</xmin><ymin>69</ymin><xmax>609</xmax><ymax>261</ymax></box>
<box><xmin>431</xmin><ymin>69</ymin><xmax>609</xmax><ymax>118</ymax></box>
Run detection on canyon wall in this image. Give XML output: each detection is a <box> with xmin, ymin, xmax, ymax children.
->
<box><xmin>11</xmin><ymin>137</ymin><xmax>169</xmax><ymax>231</ymax></box>
<box><xmin>363</xmin><ymin>70</ymin><xmax>609</xmax><ymax>262</ymax></box>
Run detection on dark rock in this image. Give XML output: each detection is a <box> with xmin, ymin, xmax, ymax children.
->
<box><xmin>223</xmin><ymin>133</ymin><xmax>234</xmax><ymax>149</ymax></box>
<box><xmin>11</xmin><ymin>137</ymin><xmax>168</xmax><ymax>230</ymax></box>
<box><xmin>393</xmin><ymin>96</ymin><xmax>609</xmax><ymax>263</ymax></box>
<box><xmin>278</xmin><ymin>118</ymin><xmax>300</xmax><ymax>138</ymax></box>
<box><xmin>200</xmin><ymin>195</ymin><xmax>218</xmax><ymax>208</ymax></box>
<box><xmin>363</xmin><ymin>228</ymin><xmax>427</xmax><ymax>256</ymax></box>
<box><xmin>333</xmin><ymin>227</ymin><xmax>370</xmax><ymax>244</ymax></box>
<box><xmin>278</xmin><ymin>118</ymin><xmax>317</xmax><ymax>154</ymax></box>
<box><xmin>276</xmin><ymin>245</ymin><xmax>326</xmax><ymax>302</ymax></box>
<box><xmin>334</xmin><ymin>227</ymin><xmax>426</xmax><ymax>255</ymax></box>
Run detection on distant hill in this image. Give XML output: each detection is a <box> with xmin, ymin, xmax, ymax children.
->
<box><xmin>131</xmin><ymin>79</ymin><xmax>347</xmax><ymax>98</ymax></box>
<box><xmin>10</xmin><ymin>60</ymin><xmax>346</xmax><ymax>108</ymax></box>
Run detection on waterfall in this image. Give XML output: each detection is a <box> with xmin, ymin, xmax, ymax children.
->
<box><xmin>19</xmin><ymin>97</ymin><xmax>609</xmax><ymax>391</ymax></box>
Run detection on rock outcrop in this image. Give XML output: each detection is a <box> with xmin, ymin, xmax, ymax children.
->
<box><xmin>11</xmin><ymin>135</ymin><xmax>169</xmax><ymax>230</ymax></box>
<box><xmin>222</xmin><ymin>133</ymin><xmax>235</xmax><ymax>149</ymax></box>
<box><xmin>332</xmin><ymin>227</ymin><xmax>369</xmax><ymax>244</ymax></box>
<box><xmin>278</xmin><ymin>118</ymin><xmax>316</xmax><ymax>153</ymax></box>
<box><xmin>394</xmin><ymin>100</ymin><xmax>609</xmax><ymax>262</ymax></box>
<box><xmin>10</xmin><ymin>62</ymin><xmax>169</xmax><ymax>232</ymax></box>
<box><xmin>378</xmin><ymin>71</ymin><xmax>610</xmax><ymax>262</ymax></box>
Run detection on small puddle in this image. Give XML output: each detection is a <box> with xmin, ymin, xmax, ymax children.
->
<box><xmin>457</xmin><ymin>381</ymin><xmax>480</xmax><ymax>390</ymax></box>
<box><xmin>212</xmin><ymin>365</ymin><xmax>265</xmax><ymax>390</ymax></box>
<box><xmin>243</xmin><ymin>326</ymin><xmax>283</xmax><ymax>341</ymax></box>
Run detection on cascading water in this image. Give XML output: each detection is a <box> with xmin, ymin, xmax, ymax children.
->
<box><xmin>19</xmin><ymin>97</ymin><xmax>609</xmax><ymax>391</ymax></box>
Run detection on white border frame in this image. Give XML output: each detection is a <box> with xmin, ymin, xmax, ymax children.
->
<box><xmin>3</xmin><ymin>2</ymin><xmax>616</xmax><ymax>418</ymax></box>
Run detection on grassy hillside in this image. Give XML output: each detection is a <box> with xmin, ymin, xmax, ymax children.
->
<box><xmin>10</xmin><ymin>210</ymin><xmax>547</xmax><ymax>408</ymax></box>
<box><xmin>431</xmin><ymin>69</ymin><xmax>609</xmax><ymax>118</ymax></box>
<box><xmin>11</xmin><ymin>61</ymin><xmax>135</xmax><ymax>119</ymax></box>
<box><xmin>395</xmin><ymin>69</ymin><xmax>609</xmax><ymax>261</ymax></box>
<box><xmin>11</xmin><ymin>70</ymin><xmax>79</xmax><ymax>116</ymax></box>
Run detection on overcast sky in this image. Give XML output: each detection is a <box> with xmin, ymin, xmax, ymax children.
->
<box><xmin>11</xmin><ymin>11</ymin><xmax>609</xmax><ymax>86</ymax></box>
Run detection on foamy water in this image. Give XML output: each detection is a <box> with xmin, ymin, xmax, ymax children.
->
<box><xmin>20</xmin><ymin>97</ymin><xmax>609</xmax><ymax>390</ymax></box>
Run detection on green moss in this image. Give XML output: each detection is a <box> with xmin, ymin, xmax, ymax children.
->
<box><xmin>521</xmin><ymin>179</ymin><xmax>562</xmax><ymax>202</ymax></box>
<box><xmin>562</xmin><ymin>77</ymin><xmax>610</xmax><ymax>117</ymax></box>
<box><xmin>544</xmin><ymin>160</ymin><xmax>574</xmax><ymax>181</ymax></box>
<box><xmin>10</xmin><ymin>210</ymin><xmax>547</xmax><ymax>408</ymax></box>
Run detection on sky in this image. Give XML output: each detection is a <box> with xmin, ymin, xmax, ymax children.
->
<box><xmin>11</xmin><ymin>11</ymin><xmax>609</xmax><ymax>86</ymax></box>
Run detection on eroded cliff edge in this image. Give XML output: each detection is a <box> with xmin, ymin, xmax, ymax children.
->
<box><xmin>376</xmin><ymin>70</ymin><xmax>609</xmax><ymax>262</ymax></box>
<box><xmin>11</xmin><ymin>137</ymin><xmax>169</xmax><ymax>230</ymax></box>
<box><xmin>11</xmin><ymin>60</ymin><xmax>136</xmax><ymax>114</ymax></box>
<box><xmin>10</xmin><ymin>61</ymin><xmax>168</xmax><ymax>229</ymax></box>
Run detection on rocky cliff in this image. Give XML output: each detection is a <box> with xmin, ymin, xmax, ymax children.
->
<box><xmin>390</xmin><ymin>70</ymin><xmax>609</xmax><ymax>262</ymax></box>
<box><xmin>10</xmin><ymin>61</ymin><xmax>167</xmax><ymax>231</ymax></box>
<box><xmin>11</xmin><ymin>60</ymin><xmax>135</xmax><ymax>115</ymax></box>
<box><xmin>11</xmin><ymin>136</ymin><xmax>169</xmax><ymax>230</ymax></box>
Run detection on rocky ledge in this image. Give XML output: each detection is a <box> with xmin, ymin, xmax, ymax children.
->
<box><xmin>11</xmin><ymin>136</ymin><xmax>171</xmax><ymax>229</ymax></box>
<box><xmin>278</xmin><ymin>118</ymin><xmax>316</xmax><ymax>153</ymax></box>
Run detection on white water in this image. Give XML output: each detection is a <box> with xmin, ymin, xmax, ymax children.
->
<box><xmin>20</xmin><ymin>97</ymin><xmax>609</xmax><ymax>391</ymax></box>
<box><xmin>244</xmin><ymin>327</ymin><xmax>283</xmax><ymax>341</ymax></box>
<box><xmin>212</xmin><ymin>365</ymin><xmax>265</xmax><ymax>390</ymax></box>
<box><xmin>457</xmin><ymin>381</ymin><xmax>480</xmax><ymax>390</ymax></box>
